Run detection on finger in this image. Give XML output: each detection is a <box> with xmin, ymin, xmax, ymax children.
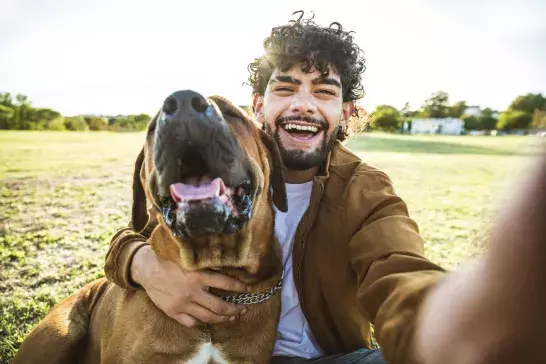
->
<box><xmin>186</xmin><ymin>303</ymin><xmax>236</xmax><ymax>324</ymax></box>
<box><xmin>172</xmin><ymin>313</ymin><xmax>199</xmax><ymax>328</ymax></box>
<box><xmin>199</xmin><ymin>271</ymin><xmax>249</xmax><ymax>293</ymax></box>
<box><xmin>194</xmin><ymin>290</ymin><xmax>246</xmax><ymax>316</ymax></box>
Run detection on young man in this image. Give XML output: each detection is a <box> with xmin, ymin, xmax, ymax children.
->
<box><xmin>104</xmin><ymin>13</ymin><xmax>546</xmax><ymax>364</ymax></box>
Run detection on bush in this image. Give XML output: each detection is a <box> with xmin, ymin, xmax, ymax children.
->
<box><xmin>64</xmin><ymin>117</ymin><xmax>89</xmax><ymax>131</ymax></box>
<box><xmin>497</xmin><ymin>110</ymin><xmax>532</xmax><ymax>131</ymax></box>
<box><xmin>370</xmin><ymin>105</ymin><xmax>403</xmax><ymax>132</ymax></box>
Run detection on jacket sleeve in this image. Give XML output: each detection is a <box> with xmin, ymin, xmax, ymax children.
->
<box><xmin>347</xmin><ymin>169</ymin><xmax>446</xmax><ymax>364</ymax></box>
<box><xmin>104</xmin><ymin>207</ymin><xmax>158</xmax><ymax>290</ymax></box>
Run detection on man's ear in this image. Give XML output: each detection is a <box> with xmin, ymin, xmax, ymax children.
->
<box><xmin>253</xmin><ymin>93</ymin><xmax>265</xmax><ymax>126</ymax></box>
<box><xmin>342</xmin><ymin>101</ymin><xmax>355</xmax><ymax>123</ymax></box>
<box><xmin>258</xmin><ymin>129</ymin><xmax>288</xmax><ymax>213</ymax></box>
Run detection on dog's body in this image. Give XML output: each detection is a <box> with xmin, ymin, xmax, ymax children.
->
<box><xmin>13</xmin><ymin>92</ymin><xmax>288</xmax><ymax>364</ymax></box>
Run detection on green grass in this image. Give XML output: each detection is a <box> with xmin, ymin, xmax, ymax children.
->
<box><xmin>0</xmin><ymin>130</ymin><xmax>543</xmax><ymax>363</ymax></box>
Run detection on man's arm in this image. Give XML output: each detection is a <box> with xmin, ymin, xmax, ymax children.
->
<box><xmin>104</xmin><ymin>209</ymin><xmax>156</xmax><ymax>289</ymax></box>
<box><xmin>415</xmin><ymin>154</ymin><xmax>546</xmax><ymax>364</ymax></box>
<box><xmin>347</xmin><ymin>169</ymin><xmax>446</xmax><ymax>364</ymax></box>
<box><xmin>103</xmin><ymin>207</ymin><xmax>249</xmax><ymax>327</ymax></box>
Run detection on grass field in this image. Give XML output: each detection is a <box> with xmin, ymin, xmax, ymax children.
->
<box><xmin>0</xmin><ymin>130</ymin><xmax>543</xmax><ymax>363</ymax></box>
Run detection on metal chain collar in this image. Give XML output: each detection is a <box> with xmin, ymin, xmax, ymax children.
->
<box><xmin>221</xmin><ymin>270</ymin><xmax>284</xmax><ymax>306</ymax></box>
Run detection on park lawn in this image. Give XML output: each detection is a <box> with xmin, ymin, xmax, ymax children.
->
<box><xmin>0</xmin><ymin>130</ymin><xmax>541</xmax><ymax>362</ymax></box>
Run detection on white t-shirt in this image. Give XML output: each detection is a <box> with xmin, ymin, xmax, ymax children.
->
<box><xmin>272</xmin><ymin>181</ymin><xmax>324</xmax><ymax>358</ymax></box>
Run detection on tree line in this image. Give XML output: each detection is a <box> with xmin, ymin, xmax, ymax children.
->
<box><xmin>0</xmin><ymin>92</ymin><xmax>151</xmax><ymax>132</ymax></box>
<box><xmin>369</xmin><ymin>92</ymin><xmax>546</xmax><ymax>133</ymax></box>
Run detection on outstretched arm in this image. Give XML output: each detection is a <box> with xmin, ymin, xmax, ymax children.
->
<box><xmin>416</xmin><ymin>154</ymin><xmax>546</xmax><ymax>364</ymax></box>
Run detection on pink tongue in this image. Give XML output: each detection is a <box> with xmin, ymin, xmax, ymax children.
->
<box><xmin>170</xmin><ymin>177</ymin><xmax>226</xmax><ymax>202</ymax></box>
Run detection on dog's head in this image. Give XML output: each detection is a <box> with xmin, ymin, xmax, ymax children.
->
<box><xmin>131</xmin><ymin>90</ymin><xmax>287</xmax><ymax>272</ymax></box>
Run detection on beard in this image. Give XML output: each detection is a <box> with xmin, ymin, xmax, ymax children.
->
<box><xmin>264</xmin><ymin>115</ymin><xmax>339</xmax><ymax>171</ymax></box>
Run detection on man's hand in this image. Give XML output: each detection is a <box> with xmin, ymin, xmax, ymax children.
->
<box><xmin>416</xmin><ymin>154</ymin><xmax>546</xmax><ymax>364</ymax></box>
<box><xmin>131</xmin><ymin>246</ymin><xmax>249</xmax><ymax>328</ymax></box>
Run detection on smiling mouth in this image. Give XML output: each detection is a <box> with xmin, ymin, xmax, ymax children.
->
<box><xmin>280</xmin><ymin>122</ymin><xmax>323</xmax><ymax>140</ymax></box>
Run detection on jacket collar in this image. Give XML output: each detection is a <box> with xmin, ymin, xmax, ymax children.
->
<box><xmin>314</xmin><ymin>140</ymin><xmax>363</xmax><ymax>182</ymax></box>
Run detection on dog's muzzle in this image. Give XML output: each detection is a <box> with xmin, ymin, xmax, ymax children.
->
<box><xmin>152</xmin><ymin>90</ymin><xmax>253</xmax><ymax>239</ymax></box>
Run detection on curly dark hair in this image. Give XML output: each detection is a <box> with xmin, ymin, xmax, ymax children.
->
<box><xmin>246</xmin><ymin>11</ymin><xmax>368</xmax><ymax>141</ymax></box>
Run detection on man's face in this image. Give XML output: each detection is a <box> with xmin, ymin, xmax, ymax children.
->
<box><xmin>253</xmin><ymin>64</ymin><xmax>354</xmax><ymax>171</ymax></box>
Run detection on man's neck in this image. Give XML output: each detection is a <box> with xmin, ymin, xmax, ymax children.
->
<box><xmin>285</xmin><ymin>166</ymin><xmax>319</xmax><ymax>184</ymax></box>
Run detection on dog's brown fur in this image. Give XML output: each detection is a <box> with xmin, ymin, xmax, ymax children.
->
<box><xmin>13</xmin><ymin>95</ymin><xmax>287</xmax><ymax>364</ymax></box>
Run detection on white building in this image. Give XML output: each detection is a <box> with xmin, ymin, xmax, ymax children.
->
<box><xmin>463</xmin><ymin>106</ymin><xmax>482</xmax><ymax>117</ymax></box>
<box><xmin>410</xmin><ymin>118</ymin><xmax>464</xmax><ymax>135</ymax></box>
<box><xmin>462</xmin><ymin>106</ymin><xmax>500</xmax><ymax>120</ymax></box>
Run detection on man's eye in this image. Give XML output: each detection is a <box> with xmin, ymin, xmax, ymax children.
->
<box><xmin>275</xmin><ymin>87</ymin><xmax>294</xmax><ymax>92</ymax></box>
<box><xmin>316</xmin><ymin>89</ymin><xmax>336</xmax><ymax>96</ymax></box>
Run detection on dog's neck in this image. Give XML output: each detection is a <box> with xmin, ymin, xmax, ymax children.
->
<box><xmin>149</xmin><ymin>211</ymin><xmax>282</xmax><ymax>288</ymax></box>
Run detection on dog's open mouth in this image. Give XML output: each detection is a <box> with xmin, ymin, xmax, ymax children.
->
<box><xmin>159</xmin><ymin>172</ymin><xmax>253</xmax><ymax>239</ymax></box>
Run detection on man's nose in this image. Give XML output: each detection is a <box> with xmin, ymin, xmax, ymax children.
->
<box><xmin>290</xmin><ymin>92</ymin><xmax>317</xmax><ymax>115</ymax></box>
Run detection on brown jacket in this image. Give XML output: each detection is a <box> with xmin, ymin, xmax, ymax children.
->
<box><xmin>104</xmin><ymin>140</ymin><xmax>446</xmax><ymax>363</ymax></box>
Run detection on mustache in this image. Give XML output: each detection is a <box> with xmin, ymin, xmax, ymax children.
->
<box><xmin>275</xmin><ymin>115</ymin><xmax>327</xmax><ymax>129</ymax></box>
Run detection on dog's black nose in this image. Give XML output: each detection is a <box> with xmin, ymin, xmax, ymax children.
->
<box><xmin>191</xmin><ymin>95</ymin><xmax>209</xmax><ymax>113</ymax></box>
<box><xmin>163</xmin><ymin>97</ymin><xmax>177</xmax><ymax>115</ymax></box>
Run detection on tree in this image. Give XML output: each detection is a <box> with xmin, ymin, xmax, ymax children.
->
<box><xmin>478</xmin><ymin>108</ymin><xmax>498</xmax><ymax>131</ymax></box>
<box><xmin>0</xmin><ymin>105</ymin><xmax>15</xmax><ymax>129</ymax></box>
<box><xmin>462</xmin><ymin>115</ymin><xmax>479</xmax><ymax>131</ymax></box>
<box><xmin>418</xmin><ymin>91</ymin><xmax>450</xmax><ymax>118</ymax></box>
<box><xmin>370</xmin><ymin>105</ymin><xmax>403</xmax><ymax>132</ymax></box>
<box><xmin>64</xmin><ymin>116</ymin><xmax>89</xmax><ymax>131</ymax></box>
<box><xmin>133</xmin><ymin>114</ymin><xmax>151</xmax><ymax>130</ymax></box>
<box><xmin>497</xmin><ymin>110</ymin><xmax>533</xmax><ymax>131</ymax></box>
<box><xmin>45</xmin><ymin>117</ymin><xmax>67</xmax><ymax>131</ymax></box>
<box><xmin>0</xmin><ymin>92</ymin><xmax>14</xmax><ymax>108</ymax></box>
<box><xmin>449</xmin><ymin>101</ymin><xmax>467</xmax><ymax>118</ymax></box>
<box><xmin>0</xmin><ymin>91</ymin><xmax>151</xmax><ymax>131</ymax></box>
<box><xmin>15</xmin><ymin>94</ymin><xmax>30</xmax><ymax>107</ymax></box>
<box><xmin>509</xmin><ymin>93</ymin><xmax>546</xmax><ymax>114</ymax></box>
<box><xmin>531</xmin><ymin>110</ymin><xmax>546</xmax><ymax>130</ymax></box>
<box><xmin>84</xmin><ymin>116</ymin><xmax>108</xmax><ymax>131</ymax></box>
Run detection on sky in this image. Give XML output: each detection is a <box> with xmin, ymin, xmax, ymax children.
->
<box><xmin>1</xmin><ymin>0</ymin><xmax>545</xmax><ymax>117</ymax></box>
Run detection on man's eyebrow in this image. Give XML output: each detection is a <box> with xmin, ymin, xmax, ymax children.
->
<box><xmin>269</xmin><ymin>76</ymin><xmax>302</xmax><ymax>85</ymax></box>
<box><xmin>312</xmin><ymin>77</ymin><xmax>341</xmax><ymax>88</ymax></box>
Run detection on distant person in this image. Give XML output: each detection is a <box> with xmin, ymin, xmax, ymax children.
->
<box><xmin>104</xmin><ymin>12</ymin><xmax>546</xmax><ymax>364</ymax></box>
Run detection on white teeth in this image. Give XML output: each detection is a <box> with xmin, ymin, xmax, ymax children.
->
<box><xmin>283</xmin><ymin>123</ymin><xmax>319</xmax><ymax>133</ymax></box>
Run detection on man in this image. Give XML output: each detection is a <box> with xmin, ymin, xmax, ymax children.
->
<box><xmin>105</xmin><ymin>13</ymin><xmax>546</xmax><ymax>364</ymax></box>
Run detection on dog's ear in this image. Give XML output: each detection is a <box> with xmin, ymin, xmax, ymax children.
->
<box><xmin>129</xmin><ymin>111</ymin><xmax>162</xmax><ymax>232</ymax></box>
<box><xmin>130</xmin><ymin>145</ymin><xmax>149</xmax><ymax>233</ymax></box>
<box><xmin>209</xmin><ymin>95</ymin><xmax>287</xmax><ymax>212</ymax></box>
<box><xmin>258</xmin><ymin>129</ymin><xmax>288</xmax><ymax>213</ymax></box>
<box><xmin>208</xmin><ymin>95</ymin><xmax>250</xmax><ymax>122</ymax></box>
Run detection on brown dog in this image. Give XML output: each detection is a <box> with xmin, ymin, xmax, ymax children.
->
<box><xmin>13</xmin><ymin>91</ymin><xmax>288</xmax><ymax>364</ymax></box>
